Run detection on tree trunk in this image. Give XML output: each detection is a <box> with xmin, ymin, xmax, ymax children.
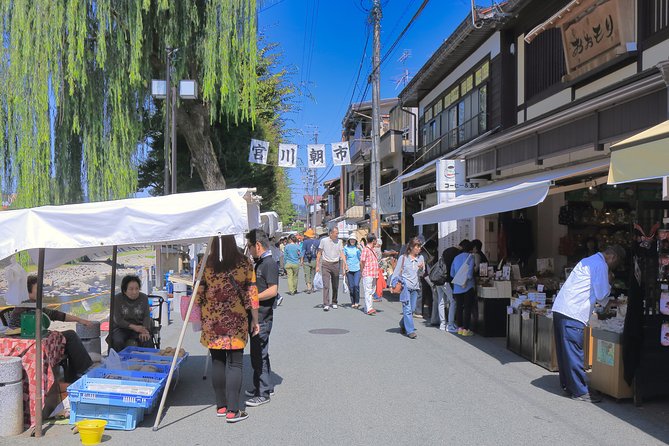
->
<box><xmin>176</xmin><ymin>102</ymin><xmax>226</xmax><ymax>190</ymax></box>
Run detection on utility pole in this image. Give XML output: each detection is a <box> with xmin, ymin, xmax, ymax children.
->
<box><xmin>370</xmin><ymin>0</ymin><xmax>382</xmax><ymax>238</ymax></box>
<box><xmin>164</xmin><ymin>47</ymin><xmax>172</xmax><ymax>196</ymax></box>
<box><xmin>311</xmin><ymin>128</ymin><xmax>319</xmax><ymax>230</ymax></box>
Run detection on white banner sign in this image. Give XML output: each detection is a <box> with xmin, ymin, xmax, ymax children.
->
<box><xmin>331</xmin><ymin>141</ymin><xmax>351</xmax><ymax>166</ymax></box>
<box><xmin>436</xmin><ymin>159</ymin><xmax>467</xmax><ymax>193</ymax></box>
<box><xmin>277</xmin><ymin>143</ymin><xmax>298</xmax><ymax>168</ymax></box>
<box><xmin>378</xmin><ymin>180</ymin><xmax>402</xmax><ymax>215</ymax></box>
<box><xmin>307</xmin><ymin>144</ymin><xmax>326</xmax><ymax>168</ymax></box>
<box><xmin>248</xmin><ymin>139</ymin><xmax>269</xmax><ymax>165</ymax></box>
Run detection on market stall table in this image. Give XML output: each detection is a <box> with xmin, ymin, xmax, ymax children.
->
<box><xmin>0</xmin><ymin>331</ymin><xmax>65</xmax><ymax>428</ymax></box>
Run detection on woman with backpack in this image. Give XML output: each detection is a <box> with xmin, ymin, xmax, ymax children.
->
<box><xmin>450</xmin><ymin>240</ymin><xmax>476</xmax><ymax>337</ymax></box>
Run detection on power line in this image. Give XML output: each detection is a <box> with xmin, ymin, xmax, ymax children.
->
<box><xmin>377</xmin><ymin>0</ymin><xmax>430</xmax><ymax>74</ymax></box>
<box><xmin>344</xmin><ymin>25</ymin><xmax>371</xmax><ymax>115</ymax></box>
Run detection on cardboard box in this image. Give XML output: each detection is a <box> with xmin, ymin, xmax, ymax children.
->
<box><xmin>494</xmin><ymin>281</ymin><xmax>512</xmax><ymax>298</ymax></box>
<box><xmin>478</xmin><ymin>286</ymin><xmax>498</xmax><ymax>299</ymax></box>
<box><xmin>590</xmin><ymin>331</ymin><xmax>632</xmax><ymax>399</ymax></box>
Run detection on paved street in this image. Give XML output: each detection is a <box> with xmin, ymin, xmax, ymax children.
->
<box><xmin>11</xmin><ymin>277</ymin><xmax>669</xmax><ymax>446</ymax></box>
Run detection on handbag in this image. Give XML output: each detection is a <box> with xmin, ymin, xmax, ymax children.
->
<box><xmin>391</xmin><ymin>255</ymin><xmax>406</xmax><ymax>295</ymax></box>
<box><xmin>452</xmin><ymin>254</ymin><xmax>472</xmax><ymax>287</ymax></box>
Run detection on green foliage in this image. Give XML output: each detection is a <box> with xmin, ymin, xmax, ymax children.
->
<box><xmin>0</xmin><ymin>0</ymin><xmax>259</xmax><ymax>208</ymax></box>
<box><xmin>138</xmin><ymin>40</ymin><xmax>296</xmax><ymax>224</ymax></box>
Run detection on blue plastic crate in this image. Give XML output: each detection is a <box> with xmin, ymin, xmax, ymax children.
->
<box><xmin>67</xmin><ymin>376</ymin><xmax>161</xmax><ymax>409</ymax></box>
<box><xmin>86</xmin><ymin>368</ymin><xmax>167</xmax><ymax>388</ymax></box>
<box><xmin>70</xmin><ymin>401</ymin><xmax>144</xmax><ymax>431</ymax></box>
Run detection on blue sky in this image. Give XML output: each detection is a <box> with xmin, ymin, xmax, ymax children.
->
<box><xmin>259</xmin><ymin>0</ymin><xmax>472</xmax><ymax>205</ymax></box>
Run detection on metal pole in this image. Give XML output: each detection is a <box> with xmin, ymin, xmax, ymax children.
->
<box><xmin>153</xmin><ymin>242</ymin><xmax>211</xmax><ymax>431</ymax></box>
<box><xmin>171</xmin><ymin>85</ymin><xmax>177</xmax><ymax>194</ymax></box>
<box><xmin>34</xmin><ymin>248</ymin><xmax>45</xmax><ymax>437</ymax></box>
<box><xmin>370</xmin><ymin>0</ymin><xmax>382</xmax><ymax>238</ymax></box>
<box><xmin>109</xmin><ymin>246</ymin><xmax>118</xmax><ymax>337</ymax></box>
<box><xmin>312</xmin><ymin>130</ymin><xmax>318</xmax><ymax>229</ymax></box>
<box><xmin>164</xmin><ymin>47</ymin><xmax>172</xmax><ymax>196</ymax></box>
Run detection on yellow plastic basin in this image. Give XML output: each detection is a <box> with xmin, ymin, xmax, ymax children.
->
<box><xmin>76</xmin><ymin>419</ymin><xmax>107</xmax><ymax>445</ymax></box>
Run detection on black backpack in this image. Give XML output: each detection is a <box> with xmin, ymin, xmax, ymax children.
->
<box><xmin>428</xmin><ymin>258</ymin><xmax>450</xmax><ymax>286</ymax></box>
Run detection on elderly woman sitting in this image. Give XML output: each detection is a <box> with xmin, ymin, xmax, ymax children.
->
<box><xmin>107</xmin><ymin>275</ymin><xmax>153</xmax><ymax>352</ymax></box>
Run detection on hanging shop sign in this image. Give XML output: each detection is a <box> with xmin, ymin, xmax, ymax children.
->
<box><xmin>378</xmin><ymin>181</ymin><xmax>402</xmax><ymax>215</ymax></box>
<box><xmin>525</xmin><ymin>0</ymin><xmax>635</xmax><ymax>80</ymax></box>
<box><xmin>436</xmin><ymin>159</ymin><xmax>469</xmax><ymax>193</ymax></box>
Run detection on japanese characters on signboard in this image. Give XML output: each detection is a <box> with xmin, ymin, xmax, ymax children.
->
<box><xmin>378</xmin><ymin>180</ymin><xmax>402</xmax><ymax>215</ymax></box>
<box><xmin>558</xmin><ymin>0</ymin><xmax>634</xmax><ymax>78</ymax></box>
<box><xmin>277</xmin><ymin>143</ymin><xmax>298</xmax><ymax>168</ymax></box>
<box><xmin>248</xmin><ymin>139</ymin><xmax>269</xmax><ymax>165</ymax></box>
<box><xmin>307</xmin><ymin>144</ymin><xmax>326</xmax><ymax>168</ymax></box>
<box><xmin>436</xmin><ymin>159</ymin><xmax>473</xmax><ymax>194</ymax></box>
<box><xmin>331</xmin><ymin>142</ymin><xmax>351</xmax><ymax>166</ymax></box>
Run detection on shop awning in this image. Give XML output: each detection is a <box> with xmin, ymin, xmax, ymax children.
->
<box><xmin>607</xmin><ymin>120</ymin><xmax>669</xmax><ymax>185</ymax></box>
<box><xmin>413</xmin><ymin>158</ymin><xmax>609</xmax><ymax>225</ymax></box>
<box><xmin>413</xmin><ymin>180</ymin><xmax>550</xmax><ymax>225</ymax></box>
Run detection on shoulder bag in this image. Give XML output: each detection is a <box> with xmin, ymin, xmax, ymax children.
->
<box><xmin>391</xmin><ymin>255</ymin><xmax>406</xmax><ymax>295</ymax></box>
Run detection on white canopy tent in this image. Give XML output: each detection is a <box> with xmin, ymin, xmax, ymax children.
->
<box><xmin>260</xmin><ymin>211</ymin><xmax>280</xmax><ymax>237</ymax></box>
<box><xmin>0</xmin><ymin>189</ymin><xmax>261</xmax><ymax>435</ymax></box>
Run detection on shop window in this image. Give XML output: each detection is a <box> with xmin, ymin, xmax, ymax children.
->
<box><xmin>475</xmin><ymin>61</ymin><xmax>489</xmax><ymax>85</ymax></box>
<box><xmin>433</xmin><ymin>99</ymin><xmax>443</xmax><ymax>115</ymax></box>
<box><xmin>478</xmin><ymin>85</ymin><xmax>488</xmax><ymax>134</ymax></box>
<box><xmin>444</xmin><ymin>86</ymin><xmax>459</xmax><ymax>108</ymax></box>
<box><xmin>448</xmin><ymin>106</ymin><xmax>458</xmax><ymax>148</ymax></box>
<box><xmin>460</xmin><ymin>75</ymin><xmax>474</xmax><ymax>96</ymax></box>
<box><xmin>643</xmin><ymin>0</ymin><xmax>669</xmax><ymax>39</ymax></box>
<box><xmin>525</xmin><ymin>28</ymin><xmax>566</xmax><ymax>101</ymax></box>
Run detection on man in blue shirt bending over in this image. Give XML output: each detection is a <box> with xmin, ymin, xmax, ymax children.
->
<box><xmin>551</xmin><ymin>245</ymin><xmax>625</xmax><ymax>403</ymax></box>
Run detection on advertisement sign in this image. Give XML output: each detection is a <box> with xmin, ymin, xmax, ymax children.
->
<box><xmin>378</xmin><ymin>181</ymin><xmax>402</xmax><ymax>215</ymax></box>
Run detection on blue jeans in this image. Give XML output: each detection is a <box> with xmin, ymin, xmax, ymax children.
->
<box><xmin>400</xmin><ymin>289</ymin><xmax>419</xmax><ymax>335</ymax></box>
<box><xmin>346</xmin><ymin>270</ymin><xmax>361</xmax><ymax>305</ymax></box>
<box><xmin>553</xmin><ymin>312</ymin><xmax>588</xmax><ymax>397</ymax></box>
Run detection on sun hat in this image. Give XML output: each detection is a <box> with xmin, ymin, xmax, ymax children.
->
<box><xmin>304</xmin><ymin>229</ymin><xmax>315</xmax><ymax>238</ymax></box>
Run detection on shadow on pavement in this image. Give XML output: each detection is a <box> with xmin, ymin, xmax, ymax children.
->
<box><xmin>530</xmin><ymin>374</ymin><xmax>669</xmax><ymax>443</ymax></box>
<box><xmin>530</xmin><ymin>374</ymin><xmax>564</xmax><ymax>397</ymax></box>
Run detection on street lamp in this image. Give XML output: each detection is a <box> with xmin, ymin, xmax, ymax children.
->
<box><xmin>151</xmin><ymin>47</ymin><xmax>198</xmax><ymax>195</ymax></box>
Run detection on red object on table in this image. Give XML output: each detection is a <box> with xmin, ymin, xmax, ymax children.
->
<box><xmin>0</xmin><ymin>331</ymin><xmax>66</xmax><ymax>428</ymax></box>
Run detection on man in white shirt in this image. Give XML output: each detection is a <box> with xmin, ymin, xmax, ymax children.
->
<box><xmin>552</xmin><ymin>245</ymin><xmax>625</xmax><ymax>403</ymax></box>
<box><xmin>316</xmin><ymin>228</ymin><xmax>347</xmax><ymax>311</ymax></box>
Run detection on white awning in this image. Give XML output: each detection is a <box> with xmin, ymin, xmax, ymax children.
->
<box><xmin>414</xmin><ymin>181</ymin><xmax>550</xmax><ymax>225</ymax></box>
<box><xmin>0</xmin><ymin>189</ymin><xmax>260</xmax><ymax>268</ymax></box>
<box><xmin>413</xmin><ymin>158</ymin><xmax>609</xmax><ymax>225</ymax></box>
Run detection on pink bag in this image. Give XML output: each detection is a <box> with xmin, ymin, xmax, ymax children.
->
<box><xmin>180</xmin><ymin>294</ymin><xmax>201</xmax><ymax>324</ymax></box>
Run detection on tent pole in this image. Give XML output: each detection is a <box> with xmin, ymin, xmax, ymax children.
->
<box><xmin>109</xmin><ymin>246</ymin><xmax>118</xmax><ymax>339</ymax></box>
<box><xmin>152</xmin><ymin>242</ymin><xmax>211</xmax><ymax>431</ymax></box>
<box><xmin>34</xmin><ymin>248</ymin><xmax>45</xmax><ymax>437</ymax></box>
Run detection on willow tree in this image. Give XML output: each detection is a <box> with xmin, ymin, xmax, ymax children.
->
<box><xmin>0</xmin><ymin>0</ymin><xmax>259</xmax><ymax>209</ymax></box>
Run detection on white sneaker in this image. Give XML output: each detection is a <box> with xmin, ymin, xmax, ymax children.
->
<box><xmin>276</xmin><ymin>295</ymin><xmax>284</xmax><ymax>306</ymax></box>
<box><xmin>332</xmin><ymin>304</ymin><xmax>338</xmax><ymax>309</ymax></box>
<box><xmin>323</xmin><ymin>305</ymin><xmax>330</xmax><ymax>311</ymax></box>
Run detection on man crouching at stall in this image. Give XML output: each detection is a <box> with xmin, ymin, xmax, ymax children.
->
<box><xmin>9</xmin><ymin>276</ymin><xmax>94</xmax><ymax>382</ymax></box>
<box><xmin>552</xmin><ymin>245</ymin><xmax>625</xmax><ymax>403</ymax></box>
<box><xmin>245</xmin><ymin>229</ymin><xmax>279</xmax><ymax>407</ymax></box>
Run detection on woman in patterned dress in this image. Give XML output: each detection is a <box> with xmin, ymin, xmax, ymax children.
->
<box><xmin>199</xmin><ymin>235</ymin><xmax>260</xmax><ymax>423</ymax></box>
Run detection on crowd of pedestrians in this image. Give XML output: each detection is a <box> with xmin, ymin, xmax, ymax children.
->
<box><xmin>197</xmin><ymin>227</ymin><xmax>493</xmax><ymax>422</ymax></box>
<box><xmin>196</xmin><ymin>228</ymin><xmax>625</xmax><ymax>420</ymax></box>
